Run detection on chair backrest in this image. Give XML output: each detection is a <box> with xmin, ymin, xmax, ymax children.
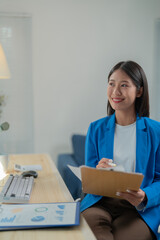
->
<box><xmin>72</xmin><ymin>134</ymin><xmax>86</xmax><ymax>166</ymax></box>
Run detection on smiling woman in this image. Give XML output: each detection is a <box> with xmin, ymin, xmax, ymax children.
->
<box><xmin>80</xmin><ymin>61</ymin><xmax>159</xmax><ymax>240</ymax></box>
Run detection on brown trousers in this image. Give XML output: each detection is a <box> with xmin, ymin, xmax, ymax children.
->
<box><xmin>82</xmin><ymin>197</ymin><xmax>156</xmax><ymax>240</ymax></box>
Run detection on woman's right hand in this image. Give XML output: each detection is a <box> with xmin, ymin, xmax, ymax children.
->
<box><xmin>96</xmin><ymin>158</ymin><xmax>116</xmax><ymax>169</ymax></box>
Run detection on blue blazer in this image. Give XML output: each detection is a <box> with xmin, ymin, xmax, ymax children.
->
<box><xmin>80</xmin><ymin>114</ymin><xmax>160</xmax><ymax>239</ymax></box>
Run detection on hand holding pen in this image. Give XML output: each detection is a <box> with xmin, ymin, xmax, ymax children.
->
<box><xmin>96</xmin><ymin>158</ymin><xmax>116</xmax><ymax>169</ymax></box>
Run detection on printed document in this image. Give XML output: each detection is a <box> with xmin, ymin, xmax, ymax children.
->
<box><xmin>0</xmin><ymin>202</ymin><xmax>80</xmax><ymax>230</ymax></box>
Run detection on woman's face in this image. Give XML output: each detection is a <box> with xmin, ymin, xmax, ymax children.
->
<box><xmin>107</xmin><ymin>69</ymin><xmax>142</xmax><ymax>114</ymax></box>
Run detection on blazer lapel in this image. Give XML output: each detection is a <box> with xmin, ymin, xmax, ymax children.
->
<box><xmin>99</xmin><ymin>114</ymin><xmax>115</xmax><ymax>160</ymax></box>
<box><xmin>135</xmin><ymin>117</ymin><xmax>148</xmax><ymax>174</ymax></box>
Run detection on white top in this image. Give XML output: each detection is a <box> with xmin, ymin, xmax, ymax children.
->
<box><xmin>113</xmin><ymin>122</ymin><xmax>136</xmax><ymax>172</ymax></box>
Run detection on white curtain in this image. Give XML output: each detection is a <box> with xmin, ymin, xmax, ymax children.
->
<box><xmin>0</xmin><ymin>13</ymin><xmax>34</xmax><ymax>154</ymax></box>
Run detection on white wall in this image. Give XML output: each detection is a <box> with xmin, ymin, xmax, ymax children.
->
<box><xmin>0</xmin><ymin>0</ymin><xmax>160</xmax><ymax>163</ymax></box>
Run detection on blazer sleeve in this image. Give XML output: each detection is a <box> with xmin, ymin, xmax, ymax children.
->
<box><xmin>142</xmin><ymin>143</ymin><xmax>160</xmax><ymax>209</ymax></box>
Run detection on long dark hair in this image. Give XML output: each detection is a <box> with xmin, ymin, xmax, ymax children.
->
<box><xmin>107</xmin><ymin>61</ymin><xmax>150</xmax><ymax>117</ymax></box>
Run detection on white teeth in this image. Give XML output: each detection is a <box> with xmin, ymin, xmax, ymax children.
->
<box><xmin>112</xmin><ymin>99</ymin><xmax>122</xmax><ymax>102</ymax></box>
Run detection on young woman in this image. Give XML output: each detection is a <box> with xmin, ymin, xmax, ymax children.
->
<box><xmin>80</xmin><ymin>61</ymin><xmax>160</xmax><ymax>240</ymax></box>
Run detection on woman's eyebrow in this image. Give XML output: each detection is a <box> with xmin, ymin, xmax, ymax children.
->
<box><xmin>121</xmin><ymin>80</ymin><xmax>130</xmax><ymax>83</ymax></box>
<box><xmin>109</xmin><ymin>79</ymin><xmax>129</xmax><ymax>83</ymax></box>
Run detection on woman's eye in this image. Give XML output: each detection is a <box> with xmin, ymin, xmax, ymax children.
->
<box><xmin>109</xmin><ymin>82</ymin><xmax>114</xmax><ymax>86</ymax></box>
<box><xmin>121</xmin><ymin>84</ymin><xmax>128</xmax><ymax>87</ymax></box>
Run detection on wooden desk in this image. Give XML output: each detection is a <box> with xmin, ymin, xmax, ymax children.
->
<box><xmin>0</xmin><ymin>154</ymin><xmax>96</xmax><ymax>240</ymax></box>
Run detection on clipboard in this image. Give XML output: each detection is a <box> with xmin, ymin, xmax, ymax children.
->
<box><xmin>81</xmin><ymin>166</ymin><xmax>144</xmax><ymax>198</ymax></box>
<box><xmin>0</xmin><ymin>202</ymin><xmax>80</xmax><ymax>231</ymax></box>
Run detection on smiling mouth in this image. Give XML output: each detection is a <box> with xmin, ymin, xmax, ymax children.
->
<box><xmin>112</xmin><ymin>98</ymin><xmax>124</xmax><ymax>103</ymax></box>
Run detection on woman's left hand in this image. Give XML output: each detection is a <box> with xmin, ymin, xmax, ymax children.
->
<box><xmin>116</xmin><ymin>189</ymin><xmax>146</xmax><ymax>207</ymax></box>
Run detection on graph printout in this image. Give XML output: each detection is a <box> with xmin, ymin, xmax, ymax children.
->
<box><xmin>0</xmin><ymin>202</ymin><xmax>80</xmax><ymax>230</ymax></box>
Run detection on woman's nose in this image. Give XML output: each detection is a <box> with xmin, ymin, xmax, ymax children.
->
<box><xmin>113</xmin><ymin>86</ymin><xmax>121</xmax><ymax>95</ymax></box>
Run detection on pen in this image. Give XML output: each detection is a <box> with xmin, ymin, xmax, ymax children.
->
<box><xmin>108</xmin><ymin>162</ymin><xmax>116</xmax><ymax>167</ymax></box>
